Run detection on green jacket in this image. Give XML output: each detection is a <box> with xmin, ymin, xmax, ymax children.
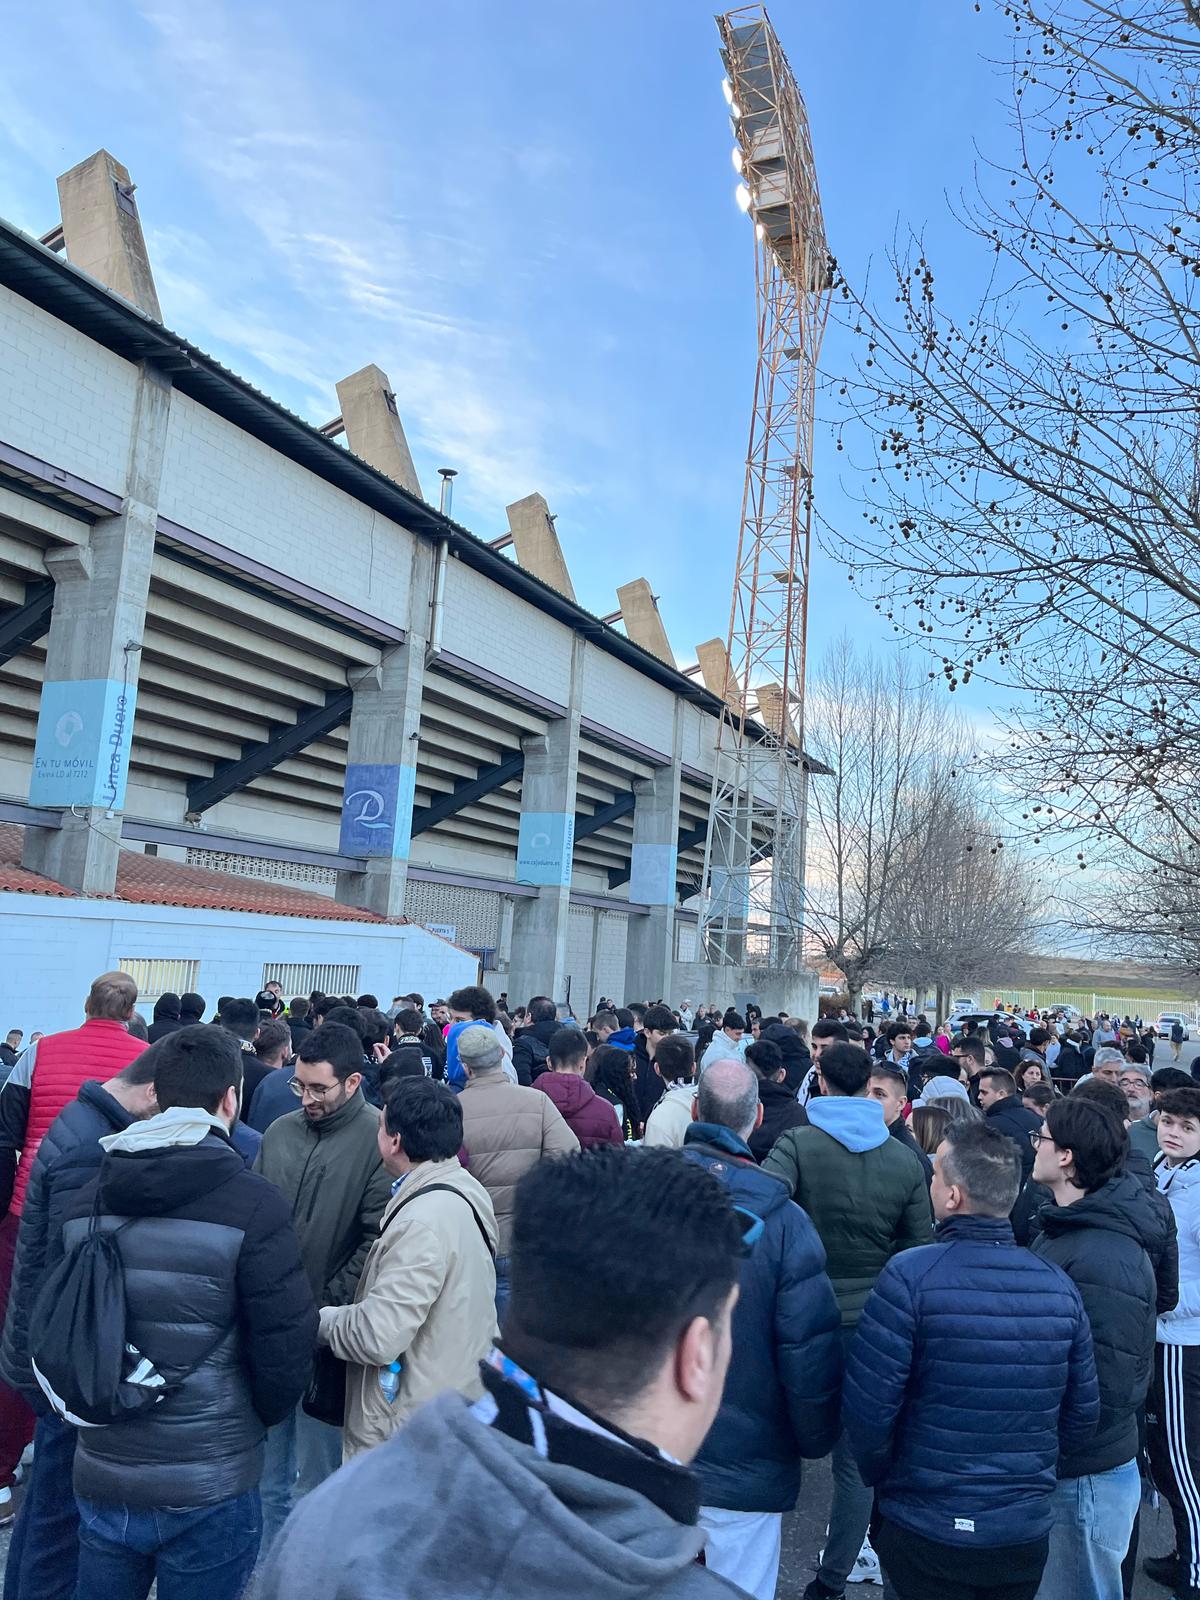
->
<box><xmin>255</xmin><ymin>1090</ymin><xmax>391</xmax><ymax>1308</ymax></box>
<box><xmin>763</xmin><ymin>1117</ymin><xmax>933</xmax><ymax>1326</ymax></box>
<box><xmin>1128</xmin><ymin>1114</ymin><xmax>1160</xmax><ymax>1167</ymax></box>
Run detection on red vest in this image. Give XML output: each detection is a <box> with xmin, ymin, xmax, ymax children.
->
<box><xmin>11</xmin><ymin>1018</ymin><xmax>146</xmax><ymax>1215</ymax></box>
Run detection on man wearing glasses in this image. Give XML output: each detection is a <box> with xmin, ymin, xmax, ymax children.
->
<box><xmin>255</xmin><ymin>1022</ymin><xmax>392</xmax><ymax>1557</ymax></box>
<box><xmin>1120</xmin><ymin>1065</ymin><xmax>1159</xmax><ymax>1164</ymax></box>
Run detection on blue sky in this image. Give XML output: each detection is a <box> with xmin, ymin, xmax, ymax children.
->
<box><xmin>0</xmin><ymin>0</ymin><xmax>1014</xmax><ymax>701</ymax></box>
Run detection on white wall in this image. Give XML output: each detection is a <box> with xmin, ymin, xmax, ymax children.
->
<box><xmin>157</xmin><ymin>394</ymin><xmax>415</xmax><ymax>619</ymax></box>
<box><xmin>439</xmin><ymin>556</ymin><xmax>574</xmax><ymax>695</ymax></box>
<box><xmin>582</xmin><ymin>646</ymin><xmax>675</xmax><ymax>753</ymax></box>
<box><xmin>0</xmin><ymin>894</ymin><xmax>479</xmax><ymax>1037</ymax></box>
<box><xmin>0</xmin><ymin>284</ymin><xmax>137</xmax><ymax>492</ymax></box>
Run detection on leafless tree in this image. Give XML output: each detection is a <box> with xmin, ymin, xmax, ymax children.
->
<box><xmin>803</xmin><ymin>638</ymin><xmax>960</xmax><ymax>1013</ymax></box>
<box><xmin>887</xmin><ymin>789</ymin><xmax>1041</xmax><ymax>1019</ymax></box>
<box><xmin>830</xmin><ymin>0</ymin><xmax>1200</xmax><ymax>957</ymax></box>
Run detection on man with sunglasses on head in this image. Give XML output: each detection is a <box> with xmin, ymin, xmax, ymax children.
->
<box><xmin>254</xmin><ymin>1023</ymin><xmax>392</xmax><ymax>1558</ymax></box>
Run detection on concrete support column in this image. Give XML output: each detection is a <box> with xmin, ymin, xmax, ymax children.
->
<box><xmin>335</xmin><ymin>573</ymin><xmax>433</xmax><ymax>921</ymax></box>
<box><xmin>507</xmin><ymin>639</ymin><xmax>583</xmax><ymax>1006</ymax></box>
<box><xmin>23</xmin><ymin>364</ymin><xmax>171</xmax><ymax>895</ymax></box>
<box><xmin>624</xmin><ymin>710</ymin><xmax>683</xmax><ymax>1003</ymax></box>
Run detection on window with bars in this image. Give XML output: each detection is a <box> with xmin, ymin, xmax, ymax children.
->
<box><xmin>261</xmin><ymin>963</ymin><xmax>361</xmax><ymax>999</ymax></box>
<box><xmin>119</xmin><ymin>958</ymin><xmax>201</xmax><ymax>1001</ymax></box>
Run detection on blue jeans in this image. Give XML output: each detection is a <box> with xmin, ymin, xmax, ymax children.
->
<box><xmin>258</xmin><ymin>1403</ymin><xmax>343</xmax><ymax>1560</ymax></box>
<box><xmin>4</xmin><ymin>1414</ymin><xmax>78</xmax><ymax>1600</ymax></box>
<box><xmin>494</xmin><ymin>1254</ymin><xmax>512</xmax><ymax>1323</ymax></box>
<box><xmin>74</xmin><ymin>1489</ymin><xmax>261</xmax><ymax>1600</ymax></box>
<box><xmin>1035</xmin><ymin>1458</ymin><xmax>1141</xmax><ymax>1600</ymax></box>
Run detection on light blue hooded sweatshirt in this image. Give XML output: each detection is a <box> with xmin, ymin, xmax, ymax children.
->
<box><xmin>805</xmin><ymin>1096</ymin><xmax>890</xmax><ymax>1153</ymax></box>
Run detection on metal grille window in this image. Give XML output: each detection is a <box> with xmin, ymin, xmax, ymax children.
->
<box><xmin>119</xmin><ymin>958</ymin><xmax>200</xmax><ymax>1001</ymax></box>
<box><xmin>186</xmin><ymin>850</ymin><xmax>337</xmax><ymax>890</ymax></box>
<box><xmin>261</xmin><ymin>963</ymin><xmax>360</xmax><ymax>998</ymax></box>
<box><xmin>401</xmin><ymin>881</ymin><xmax>503</xmax><ymax>949</ymax></box>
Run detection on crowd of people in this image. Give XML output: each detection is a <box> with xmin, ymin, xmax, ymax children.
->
<box><xmin>0</xmin><ymin>975</ymin><xmax>1196</xmax><ymax>1600</ymax></box>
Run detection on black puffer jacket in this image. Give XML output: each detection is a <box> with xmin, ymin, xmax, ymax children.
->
<box><xmin>1031</xmin><ymin>1172</ymin><xmax>1163</xmax><ymax>1477</ymax></box>
<box><xmin>985</xmin><ymin>1095</ymin><xmax>1042</xmax><ymax>1180</ymax></box>
<box><xmin>749</xmin><ymin>1078</ymin><xmax>809</xmax><ymax>1163</ymax></box>
<box><xmin>511</xmin><ymin>1019</ymin><xmax>558</xmax><ymax>1086</ymax></box>
<box><xmin>61</xmin><ymin>1129</ymin><xmax>317</xmax><ymax>1509</ymax></box>
<box><xmin>0</xmin><ymin>1080</ymin><xmax>135</xmax><ymax>1402</ymax></box>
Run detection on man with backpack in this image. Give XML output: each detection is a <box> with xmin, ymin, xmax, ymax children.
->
<box><xmin>0</xmin><ymin>971</ymin><xmax>149</xmax><ymax>1518</ymax></box>
<box><xmin>0</xmin><ymin>1041</ymin><xmax>160</xmax><ymax>1600</ymax></box>
<box><xmin>39</xmin><ymin>1025</ymin><xmax>316</xmax><ymax>1600</ymax></box>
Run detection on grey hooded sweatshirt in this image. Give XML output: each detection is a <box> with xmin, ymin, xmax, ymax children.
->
<box><xmin>256</xmin><ymin>1389</ymin><xmax>745</xmax><ymax>1599</ymax></box>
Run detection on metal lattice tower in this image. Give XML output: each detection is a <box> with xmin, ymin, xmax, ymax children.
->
<box><xmin>699</xmin><ymin>6</ymin><xmax>831</xmax><ymax>970</ymax></box>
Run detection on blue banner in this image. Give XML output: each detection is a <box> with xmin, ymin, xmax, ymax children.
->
<box><xmin>29</xmin><ymin>677</ymin><xmax>137</xmax><ymax>810</ymax></box>
<box><xmin>629</xmin><ymin>842</ymin><xmax>678</xmax><ymax>906</ymax></box>
<box><xmin>517</xmin><ymin>810</ymin><xmax>574</xmax><ymax>887</ymax></box>
<box><xmin>340</xmin><ymin>763</ymin><xmax>416</xmax><ymax>858</ymax></box>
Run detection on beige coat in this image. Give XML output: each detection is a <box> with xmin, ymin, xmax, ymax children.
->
<box><xmin>319</xmin><ymin>1158</ymin><xmax>499</xmax><ymax>1458</ymax></box>
<box><xmin>458</xmin><ymin>1070</ymin><xmax>579</xmax><ymax>1254</ymax></box>
<box><xmin>642</xmin><ymin>1084</ymin><xmax>698</xmax><ymax>1149</ymax></box>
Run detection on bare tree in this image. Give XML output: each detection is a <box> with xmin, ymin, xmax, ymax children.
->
<box><xmin>803</xmin><ymin>638</ymin><xmax>958</xmax><ymax>1013</ymax></box>
<box><xmin>830</xmin><ymin>0</ymin><xmax>1200</xmax><ymax>952</ymax></box>
<box><xmin>887</xmin><ymin>789</ymin><xmax>1040</xmax><ymax>1018</ymax></box>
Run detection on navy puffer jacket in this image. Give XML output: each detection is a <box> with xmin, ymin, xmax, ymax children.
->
<box><xmin>844</xmin><ymin>1214</ymin><xmax>1099</xmax><ymax>1547</ymax></box>
<box><xmin>685</xmin><ymin>1124</ymin><xmax>842</xmax><ymax>1511</ymax></box>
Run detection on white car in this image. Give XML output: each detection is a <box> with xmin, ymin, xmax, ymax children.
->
<box><xmin>1157</xmin><ymin>1013</ymin><xmax>1191</xmax><ymax>1041</ymax></box>
<box><xmin>945</xmin><ymin>1009</ymin><xmax>1009</xmax><ymax>1036</ymax></box>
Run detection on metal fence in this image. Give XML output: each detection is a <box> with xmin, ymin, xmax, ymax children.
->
<box><xmin>990</xmin><ymin>989</ymin><xmax>1194</xmax><ymax>1020</ymax></box>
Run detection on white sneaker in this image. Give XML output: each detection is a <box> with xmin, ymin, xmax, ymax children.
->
<box><xmin>846</xmin><ymin>1537</ymin><xmax>880</xmax><ymax>1584</ymax></box>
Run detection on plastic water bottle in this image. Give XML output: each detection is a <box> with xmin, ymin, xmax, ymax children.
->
<box><xmin>379</xmin><ymin>1361</ymin><xmax>402</xmax><ymax>1404</ymax></box>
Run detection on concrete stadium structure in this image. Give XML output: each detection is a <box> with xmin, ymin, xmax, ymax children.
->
<box><xmin>0</xmin><ymin>151</ymin><xmax>820</xmax><ymax>1029</ymax></box>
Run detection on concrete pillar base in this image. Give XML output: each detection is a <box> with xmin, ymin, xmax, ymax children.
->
<box><xmin>22</xmin><ymin>810</ymin><xmax>122</xmax><ymax>898</ymax></box>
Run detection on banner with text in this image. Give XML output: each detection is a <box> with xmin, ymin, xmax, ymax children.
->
<box><xmin>516</xmin><ymin>811</ymin><xmax>575</xmax><ymax>887</ymax></box>
<box><xmin>30</xmin><ymin>677</ymin><xmax>138</xmax><ymax>810</ymax></box>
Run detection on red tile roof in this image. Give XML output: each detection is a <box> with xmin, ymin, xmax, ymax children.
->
<box><xmin>0</xmin><ymin>827</ymin><xmax>77</xmax><ymax>898</ymax></box>
<box><xmin>0</xmin><ymin>824</ymin><xmax>395</xmax><ymax>923</ymax></box>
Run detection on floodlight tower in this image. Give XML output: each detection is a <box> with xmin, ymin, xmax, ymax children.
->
<box><xmin>699</xmin><ymin>5</ymin><xmax>830</xmax><ymax>970</ymax></box>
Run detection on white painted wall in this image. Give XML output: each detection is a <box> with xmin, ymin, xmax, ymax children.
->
<box><xmin>582</xmin><ymin>646</ymin><xmax>675</xmax><ymax>753</ymax></box>
<box><xmin>0</xmin><ymin>284</ymin><xmax>137</xmax><ymax>492</ymax></box>
<box><xmin>0</xmin><ymin>894</ymin><xmax>479</xmax><ymax>1037</ymax></box>
<box><xmin>157</xmin><ymin>394</ymin><xmax>415</xmax><ymax>619</ymax></box>
<box><xmin>439</xmin><ymin>556</ymin><xmax>574</xmax><ymax>694</ymax></box>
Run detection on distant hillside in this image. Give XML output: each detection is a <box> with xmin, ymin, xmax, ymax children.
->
<box><xmin>985</xmin><ymin>955</ymin><xmax>1199</xmax><ymax>997</ymax></box>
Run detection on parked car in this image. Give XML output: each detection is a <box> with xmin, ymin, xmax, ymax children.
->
<box><xmin>945</xmin><ymin>1009</ymin><xmax>1010</xmax><ymax>1037</ymax></box>
<box><xmin>1157</xmin><ymin>1012</ymin><xmax>1191</xmax><ymax>1041</ymax></box>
